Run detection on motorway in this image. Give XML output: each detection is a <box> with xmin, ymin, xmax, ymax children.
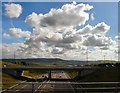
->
<box><xmin>2</xmin><ymin>71</ymin><xmax>120</xmax><ymax>93</ymax></box>
<box><xmin>2</xmin><ymin>71</ymin><xmax>76</xmax><ymax>93</ymax></box>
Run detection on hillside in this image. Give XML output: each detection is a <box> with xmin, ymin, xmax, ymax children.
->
<box><xmin>2</xmin><ymin>58</ymin><xmax>119</xmax><ymax>66</ymax></box>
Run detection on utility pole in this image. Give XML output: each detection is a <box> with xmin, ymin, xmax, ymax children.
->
<box><xmin>14</xmin><ymin>51</ymin><xmax>15</xmax><ymax>59</ymax></box>
<box><xmin>104</xmin><ymin>54</ymin><xmax>105</xmax><ymax>63</ymax></box>
<box><xmin>86</xmin><ymin>46</ymin><xmax>88</xmax><ymax>65</ymax></box>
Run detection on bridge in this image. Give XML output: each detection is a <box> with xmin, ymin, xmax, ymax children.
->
<box><xmin>2</xmin><ymin>66</ymin><xmax>119</xmax><ymax>70</ymax></box>
<box><xmin>2</xmin><ymin>66</ymin><xmax>119</xmax><ymax>80</ymax></box>
<box><xmin>2</xmin><ymin>66</ymin><xmax>120</xmax><ymax>93</ymax></box>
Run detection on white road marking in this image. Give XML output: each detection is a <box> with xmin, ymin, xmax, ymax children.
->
<box><xmin>21</xmin><ymin>84</ymin><xmax>28</xmax><ymax>89</ymax></box>
<box><xmin>63</xmin><ymin>72</ymin><xmax>75</xmax><ymax>93</ymax></box>
<box><xmin>35</xmin><ymin>80</ymin><xmax>47</xmax><ymax>93</ymax></box>
<box><xmin>34</xmin><ymin>80</ymin><xmax>50</xmax><ymax>93</ymax></box>
<box><xmin>37</xmin><ymin>72</ymin><xmax>58</xmax><ymax>93</ymax></box>
<box><xmin>2</xmin><ymin>81</ymin><xmax>26</xmax><ymax>92</ymax></box>
<box><xmin>42</xmin><ymin>80</ymin><xmax>50</xmax><ymax>89</ymax></box>
<box><xmin>14</xmin><ymin>84</ymin><xmax>28</xmax><ymax>92</ymax></box>
<box><xmin>77</xmin><ymin>83</ymin><xmax>87</xmax><ymax>93</ymax></box>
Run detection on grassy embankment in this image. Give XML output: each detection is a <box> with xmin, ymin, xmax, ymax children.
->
<box><xmin>66</xmin><ymin>71</ymin><xmax>79</xmax><ymax>79</ymax></box>
<box><xmin>67</xmin><ymin>62</ymin><xmax>120</xmax><ymax>88</ymax></box>
<box><xmin>2</xmin><ymin>72</ymin><xmax>22</xmax><ymax>88</ymax></box>
<box><xmin>67</xmin><ymin>62</ymin><xmax>120</xmax><ymax>82</ymax></box>
<box><xmin>79</xmin><ymin>69</ymin><xmax>120</xmax><ymax>82</ymax></box>
<box><xmin>78</xmin><ymin>68</ymin><xmax>120</xmax><ymax>88</ymax></box>
<box><xmin>67</xmin><ymin>69</ymin><xmax>120</xmax><ymax>87</ymax></box>
<box><xmin>2</xmin><ymin>61</ymin><xmax>53</xmax><ymax>88</ymax></box>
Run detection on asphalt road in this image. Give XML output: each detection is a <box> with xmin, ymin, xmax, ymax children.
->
<box><xmin>2</xmin><ymin>71</ymin><xmax>120</xmax><ymax>93</ymax></box>
<box><xmin>2</xmin><ymin>71</ymin><xmax>75</xmax><ymax>93</ymax></box>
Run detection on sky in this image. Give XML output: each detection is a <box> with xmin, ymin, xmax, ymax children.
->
<box><xmin>1</xmin><ymin>1</ymin><xmax>119</xmax><ymax>61</ymax></box>
<box><xmin>1</xmin><ymin>0</ymin><xmax>119</xmax><ymax>2</ymax></box>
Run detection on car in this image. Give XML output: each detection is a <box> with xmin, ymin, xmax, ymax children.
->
<box><xmin>51</xmin><ymin>84</ymin><xmax>54</xmax><ymax>88</ymax></box>
<box><xmin>44</xmin><ymin>76</ymin><xmax>47</xmax><ymax>79</ymax></box>
<box><xmin>112</xmin><ymin>65</ymin><xmax>114</xmax><ymax>67</ymax></box>
<box><xmin>42</xmin><ymin>75</ymin><xmax>44</xmax><ymax>77</ymax></box>
<box><xmin>106</xmin><ymin>65</ymin><xmax>109</xmax><ymax>67</ymax></box>
<box><xmin>3</xmin><ymin>65</ymin><xmax>6</xmax><ymax>67</ymax></box>
<box><xmin>59</xmin><ymin>75</ymin><xmax>61</xmax><ymax>78</ymax></box>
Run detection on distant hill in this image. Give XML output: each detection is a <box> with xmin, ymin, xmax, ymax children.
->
<box><xmin>2</xmin><ymin>58</ymin><xmax>63</xmax><ymax>63</ymax></box>
<box><xmin>2</xmin><ymin>58</ymin><xmax>118</xmax><ymax>65</ymax></box>
<box><xmin>2</xmin><ymin>58</ymin><xmax>97</xmax><ymax>65</ymax></box>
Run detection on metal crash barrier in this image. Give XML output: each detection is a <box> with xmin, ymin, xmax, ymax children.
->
<box><xmin>1</xmin><ymin>82</ymin><xmax>120</xmax><ymax>93</ymax></box>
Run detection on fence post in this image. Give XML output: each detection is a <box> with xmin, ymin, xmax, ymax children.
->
<box><xmin>32</xmin><ymin>83</ymin><xmax>34</xmax><ymax>93</ymax></box>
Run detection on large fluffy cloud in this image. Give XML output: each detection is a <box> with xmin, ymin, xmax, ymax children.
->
<box><xmin>4</xmin><ymin>3</ymin><xmax>22</xmax><ymax>18</ymax></box>
<box><xmin>77</xmin><ymin>22</ymin><xmax>110</xmax><ymax>35</ymax></box>
<box><xmin>2</xmin><ymin>2</ymin><xmax>118</xmax><ymax>61</ymax></box>
<box><xmin>1</xmin><ymin>42</ymin><xmax>53</xmax><ymax>59</ymax></box>
<box><xmin>83</xmin><ymin>35</ymin><xmax>114</xmax><ymax>46</ymax></box>
<box><xmin>2</xmin><ymin>43</ymin><xmax>25</xmax><ymax>58</ymax></box>
<box><xmin>23</xmin><ymin>21</ymin><xmax>112</xmax><ymax>56</ymax></box>
<box><xmin>92</xmin><ymin>22</ymin><xmax>110</xmax><ymax>34</ymax></box>
<box><xmin>25</xmin><ymin>3</ymin><xmax>93</xmax><ymax>28</ymax></box>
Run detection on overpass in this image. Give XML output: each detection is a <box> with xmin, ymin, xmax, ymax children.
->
<box><xmin>2</xmin><ymin>66</ymin><xmax>120</xmax><ymax>80</ymax></box>
<box><xmin>2</xmin><ymin>66</ymin><xmax>119</xmax><ymax>70</ymax></box>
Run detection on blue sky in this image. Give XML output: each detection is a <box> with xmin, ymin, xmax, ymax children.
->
<box><xmin>2</xmin><ymin>2</ymin><xmax>118</xmax><ymax>44</ymax></box>
<box><xmin>1</xmin><ymin>2</ymin><xmax>119</xmax><ymax>60</ymax></box>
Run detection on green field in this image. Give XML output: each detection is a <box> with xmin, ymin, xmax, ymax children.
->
<box><xmin>22</xmin><ymin>70</ymin><xmax>47</xmax><ymax>78</ymax></box>
<box><xmin>2</xmin><ymin>61</ymin><xmax>22</xmax><ymax>67</ymax></box>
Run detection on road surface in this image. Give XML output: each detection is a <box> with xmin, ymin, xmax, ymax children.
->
<box><xmin>2</xmin><ymin>71</ymin><xmax>75</xmax><ymax>93</ymax></box>
<box><xmin>2</xmin><ymin>71</ymin><xmax>120</xmax><ymax>93</ymax></box>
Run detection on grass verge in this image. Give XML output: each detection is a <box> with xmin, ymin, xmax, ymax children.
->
<box><xmin>2</xmin><ymin>72</ymin><xmax>23</xmax><ymax>88</ymax></box>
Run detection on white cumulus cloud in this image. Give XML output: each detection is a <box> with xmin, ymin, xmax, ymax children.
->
<box><xmin>4</xmin><ymin>3</ymin><xmax>22</xmax><ymax>18</ymax></box>
<box><xmin>2</xmin><ymin>2</ymin><xmax>118</xmax><ymax>61</ymax></box>
<box><xmin>77</xmin><ymin>22</ymin><xmax>110</xmax><ymax>35</ymax></box>
<box><xmin>9</xmin><ymin>28</ymin><xmax>31</xmax><ymax>39</ymax></box>
<box><xmin>52</xmin><ymin>47</ymin><xmax>64</xmax><ymax>54</ymax></box>
<box><xmin>92</xmin><ymin>22</ymin><xmax>110</xmax><ymax>34</ymax></box>
<box><xmin>83</xmin><ymin>35</ymin><xmax>114</xmax><ymax>47</ymax></box>
<box><xmin>25</xmin><ymin>3</ymin><xmax>93</xmax><ymax>28</ymax></box>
